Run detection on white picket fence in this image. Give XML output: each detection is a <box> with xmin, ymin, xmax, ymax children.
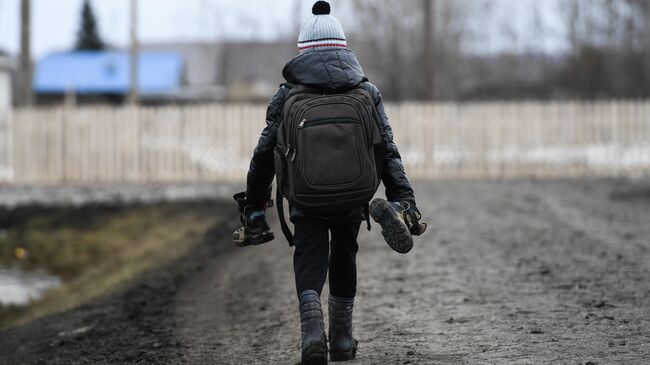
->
<box><xmin>1</xmin><ymin>101</ymin><xmax>649</xmax><ymax>184</ymax></box>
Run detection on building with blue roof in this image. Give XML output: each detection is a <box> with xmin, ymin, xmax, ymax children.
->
<box><xmin>33</xmin><ymin>51</ymin><xmax>185</xmax><ymax>104</ymax></box>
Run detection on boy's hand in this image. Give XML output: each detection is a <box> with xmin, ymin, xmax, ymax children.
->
<box><xmin>403</xmin><ymin>202</ymin><xmax>427</xmax><ymax>236</ymax></box>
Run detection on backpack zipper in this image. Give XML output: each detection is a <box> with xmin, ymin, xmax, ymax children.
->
<box><xmin>298</xmin><ymin>118</ymin><xmax>359</xmax><ymax>129</ymax></box>
<box><xmin>285</xmin><ymin>145</ymin><xmax>297</xmax><ymax>162</ymax></box>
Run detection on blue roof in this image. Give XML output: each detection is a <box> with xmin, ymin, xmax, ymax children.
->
<box><xmin>34</xmin><ymin>51</ymin><xmax>184</xmax><ymax>94</ymax></box>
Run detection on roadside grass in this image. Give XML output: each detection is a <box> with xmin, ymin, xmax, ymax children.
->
<box><xmin>0</xmin><ymin>201</ymin><xmax>221</xmax><ymax>330</ymax></box>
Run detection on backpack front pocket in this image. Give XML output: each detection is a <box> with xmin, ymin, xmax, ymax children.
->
<box><xmin>299</xmin><ymin>119</ymin><xmax>363</xmax><ymax>188</ymax></box>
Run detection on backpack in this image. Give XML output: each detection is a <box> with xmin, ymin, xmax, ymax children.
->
<box><xmin>274</xmin><ymin>83</ymin><xmax>383</xmax><ymax>244</ymax></box>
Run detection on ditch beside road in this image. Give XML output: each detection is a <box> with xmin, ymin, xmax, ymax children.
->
<box><xmin>1</xmin><ymin>179</ymin><xmax>650</xmax><ymax>364</ymax></box>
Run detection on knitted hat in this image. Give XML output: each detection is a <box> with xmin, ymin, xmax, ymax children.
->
<box><xmin>298</xmin><ymin>1</ymin><xmax>347</xmax><ymax>53</ymax></box>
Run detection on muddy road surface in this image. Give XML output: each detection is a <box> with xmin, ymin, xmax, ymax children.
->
<box><xmin>2</xmin><ymin>179</ymin><xmax>649</xmax><ymax>364</ymax></box>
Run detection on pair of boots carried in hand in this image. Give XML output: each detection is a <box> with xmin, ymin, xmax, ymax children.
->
<box><xmin>233</xmin><ymin>191</ymin><xmax>427</xmax><ymax>254</ymax></box>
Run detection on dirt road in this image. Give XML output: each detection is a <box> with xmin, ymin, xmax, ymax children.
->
<box><xmin>2</xmin><ymin>179</ymin><xmax>649</xmax><ymax>364</ymax></box>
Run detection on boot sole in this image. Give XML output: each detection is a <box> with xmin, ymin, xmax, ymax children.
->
<box><xmin>233</xmin><ymin>231</ymin><xmax>274</xmax><ymax>247</ymax></box>
<box><xmin>302</xmin><ymin>340</ymin><xmax>328</xmax><ymax>365</ymax></box>
<box><xmin>330</xmin><ymin>339</ymin><xmax>358</xmax><ymax>361</ymax></box>
<box><xmin>369</xmin><ymin>199</ymin><xmax>413</xmax><ymax>254</ymax></box>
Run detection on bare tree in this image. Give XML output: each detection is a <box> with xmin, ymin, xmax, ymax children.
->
<box><xmin>347</xmin><ymin>0</ymin><xmax>420</xmax><ymax>100</ymax></box>
<box><xmin>346</xmin><ymin>0</ymin><xmax>649</xmax><ymax>100</ymax></box>
<box><xmin>560</xmin><ymin>0</ymin><xmax>649</xmax><ymax>98</ymax></box>
<box><xmin>348</xmin><ymin>0</ymin><xmax>472</xmax><ymax>100</ymax></box>
<box><xmin>624</xmin><ymin>0</ymin><xmax>650</xmax><ymax>96</ymax></box>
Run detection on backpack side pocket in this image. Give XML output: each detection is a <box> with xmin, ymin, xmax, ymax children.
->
<box><xmin>274</xmin><ymin>145</ymin><xmax>287</xmax><ymax>195</ymax></box>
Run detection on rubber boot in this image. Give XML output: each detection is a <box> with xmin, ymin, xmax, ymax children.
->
<box><xmin>369</xmin><ymin>198</ymin><xmax>413</xmax><ymax>254</ymax></box>
<box><xmin>232</xmin><ymin>192</ymin><xmax>274</xmax><ymax>247</ymax></box>
<box><xmin>328</xmin><ymin>296</ymin><xmax>358</xmax><ymax>362</ymax></box>
<box><xmin>233</xmin><ymin>209</ymin><xmax>274</xmax><ymax>247</ymax></box>
<box><xmin>299</xmin><ymin>290</ymin><xmax>328</xmax><ymax>365</ymax></box>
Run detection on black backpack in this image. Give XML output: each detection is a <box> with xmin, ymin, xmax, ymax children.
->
<box><xmin>274</xmin><ymin>83</ymin><xmax>384</xmax><ymax>244</ymax></box>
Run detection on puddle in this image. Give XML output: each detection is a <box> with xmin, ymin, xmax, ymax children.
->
<box><xmin>0</xmin><ymin>268</ymin><xmax>61</xmax><ymax>306</ymax></box>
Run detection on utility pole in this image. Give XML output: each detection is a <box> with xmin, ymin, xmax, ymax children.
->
<box><xmin>293</xmin><ymin>0</ymin><xmax>302</xmax><ymax>37</ymax></box>
<box><xmin>18</xmin><ymin>0</ymin><xmax>33</xmax><ymax>107</ymax></box>
<box><xmin>423</xmin><ymin>0</ymin><xmax>435</xmax><ymax>101</ymax></box>
<box><xmin>643</xmin><ymin>2</ymin><xmax>650</xmax><ymax>97</ymax></box>
<box><xmin>128</xmin><ymin>0</ymin><xmax>139</xmax><ymax>105</ymax></box>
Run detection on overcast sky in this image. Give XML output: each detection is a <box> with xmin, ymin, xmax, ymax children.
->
<box><xmin>0</xmin><ymin>0</ymin><xmax>567</xmax><ymax>58</ymax></box>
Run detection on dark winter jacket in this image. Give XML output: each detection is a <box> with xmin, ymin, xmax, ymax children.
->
<box><xmin>245</xmin><ymin>48</ymin><xmax>415</xmax><ymax>219</ymax></box>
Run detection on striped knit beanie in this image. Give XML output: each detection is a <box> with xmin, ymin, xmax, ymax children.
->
<box><xmin>298</xmin><ymin>1</ymin><xmax>347</xmax><ymax>53</ymax></box>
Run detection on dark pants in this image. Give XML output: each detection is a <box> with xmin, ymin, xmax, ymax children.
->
<box><xmin>293</xmin><ymin>217</ymin><xmax>361</xmax><ymax>299</ymax></box>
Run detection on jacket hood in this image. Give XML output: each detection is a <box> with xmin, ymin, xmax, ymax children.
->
<box><xmin>282</xmin><ymin>48</ymin><xmax>366</xmax><ymax>91</ymax></box>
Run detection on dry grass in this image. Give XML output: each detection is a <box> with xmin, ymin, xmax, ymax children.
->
<box><xmin>0</xmin><ymin>201</ymin><xmax>219</xmax><ymax>330</ymax></box>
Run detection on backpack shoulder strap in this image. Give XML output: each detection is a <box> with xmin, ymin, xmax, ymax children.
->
<box><xmin>276</xmin><ymin>188</ymin><xmax>295</xmax><ymax>246</ymax></box>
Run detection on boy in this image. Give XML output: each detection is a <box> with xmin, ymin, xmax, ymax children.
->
<box><xmin>233</xmin><ymin>2</ymin><xmax>426</xmax><ymax>363</ymax></box>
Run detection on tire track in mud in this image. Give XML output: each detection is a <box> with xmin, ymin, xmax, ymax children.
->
<box><xmin>175</xmin><ymin>241</ymin><xmax>299</xmax><ymax>364</ymax></box>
